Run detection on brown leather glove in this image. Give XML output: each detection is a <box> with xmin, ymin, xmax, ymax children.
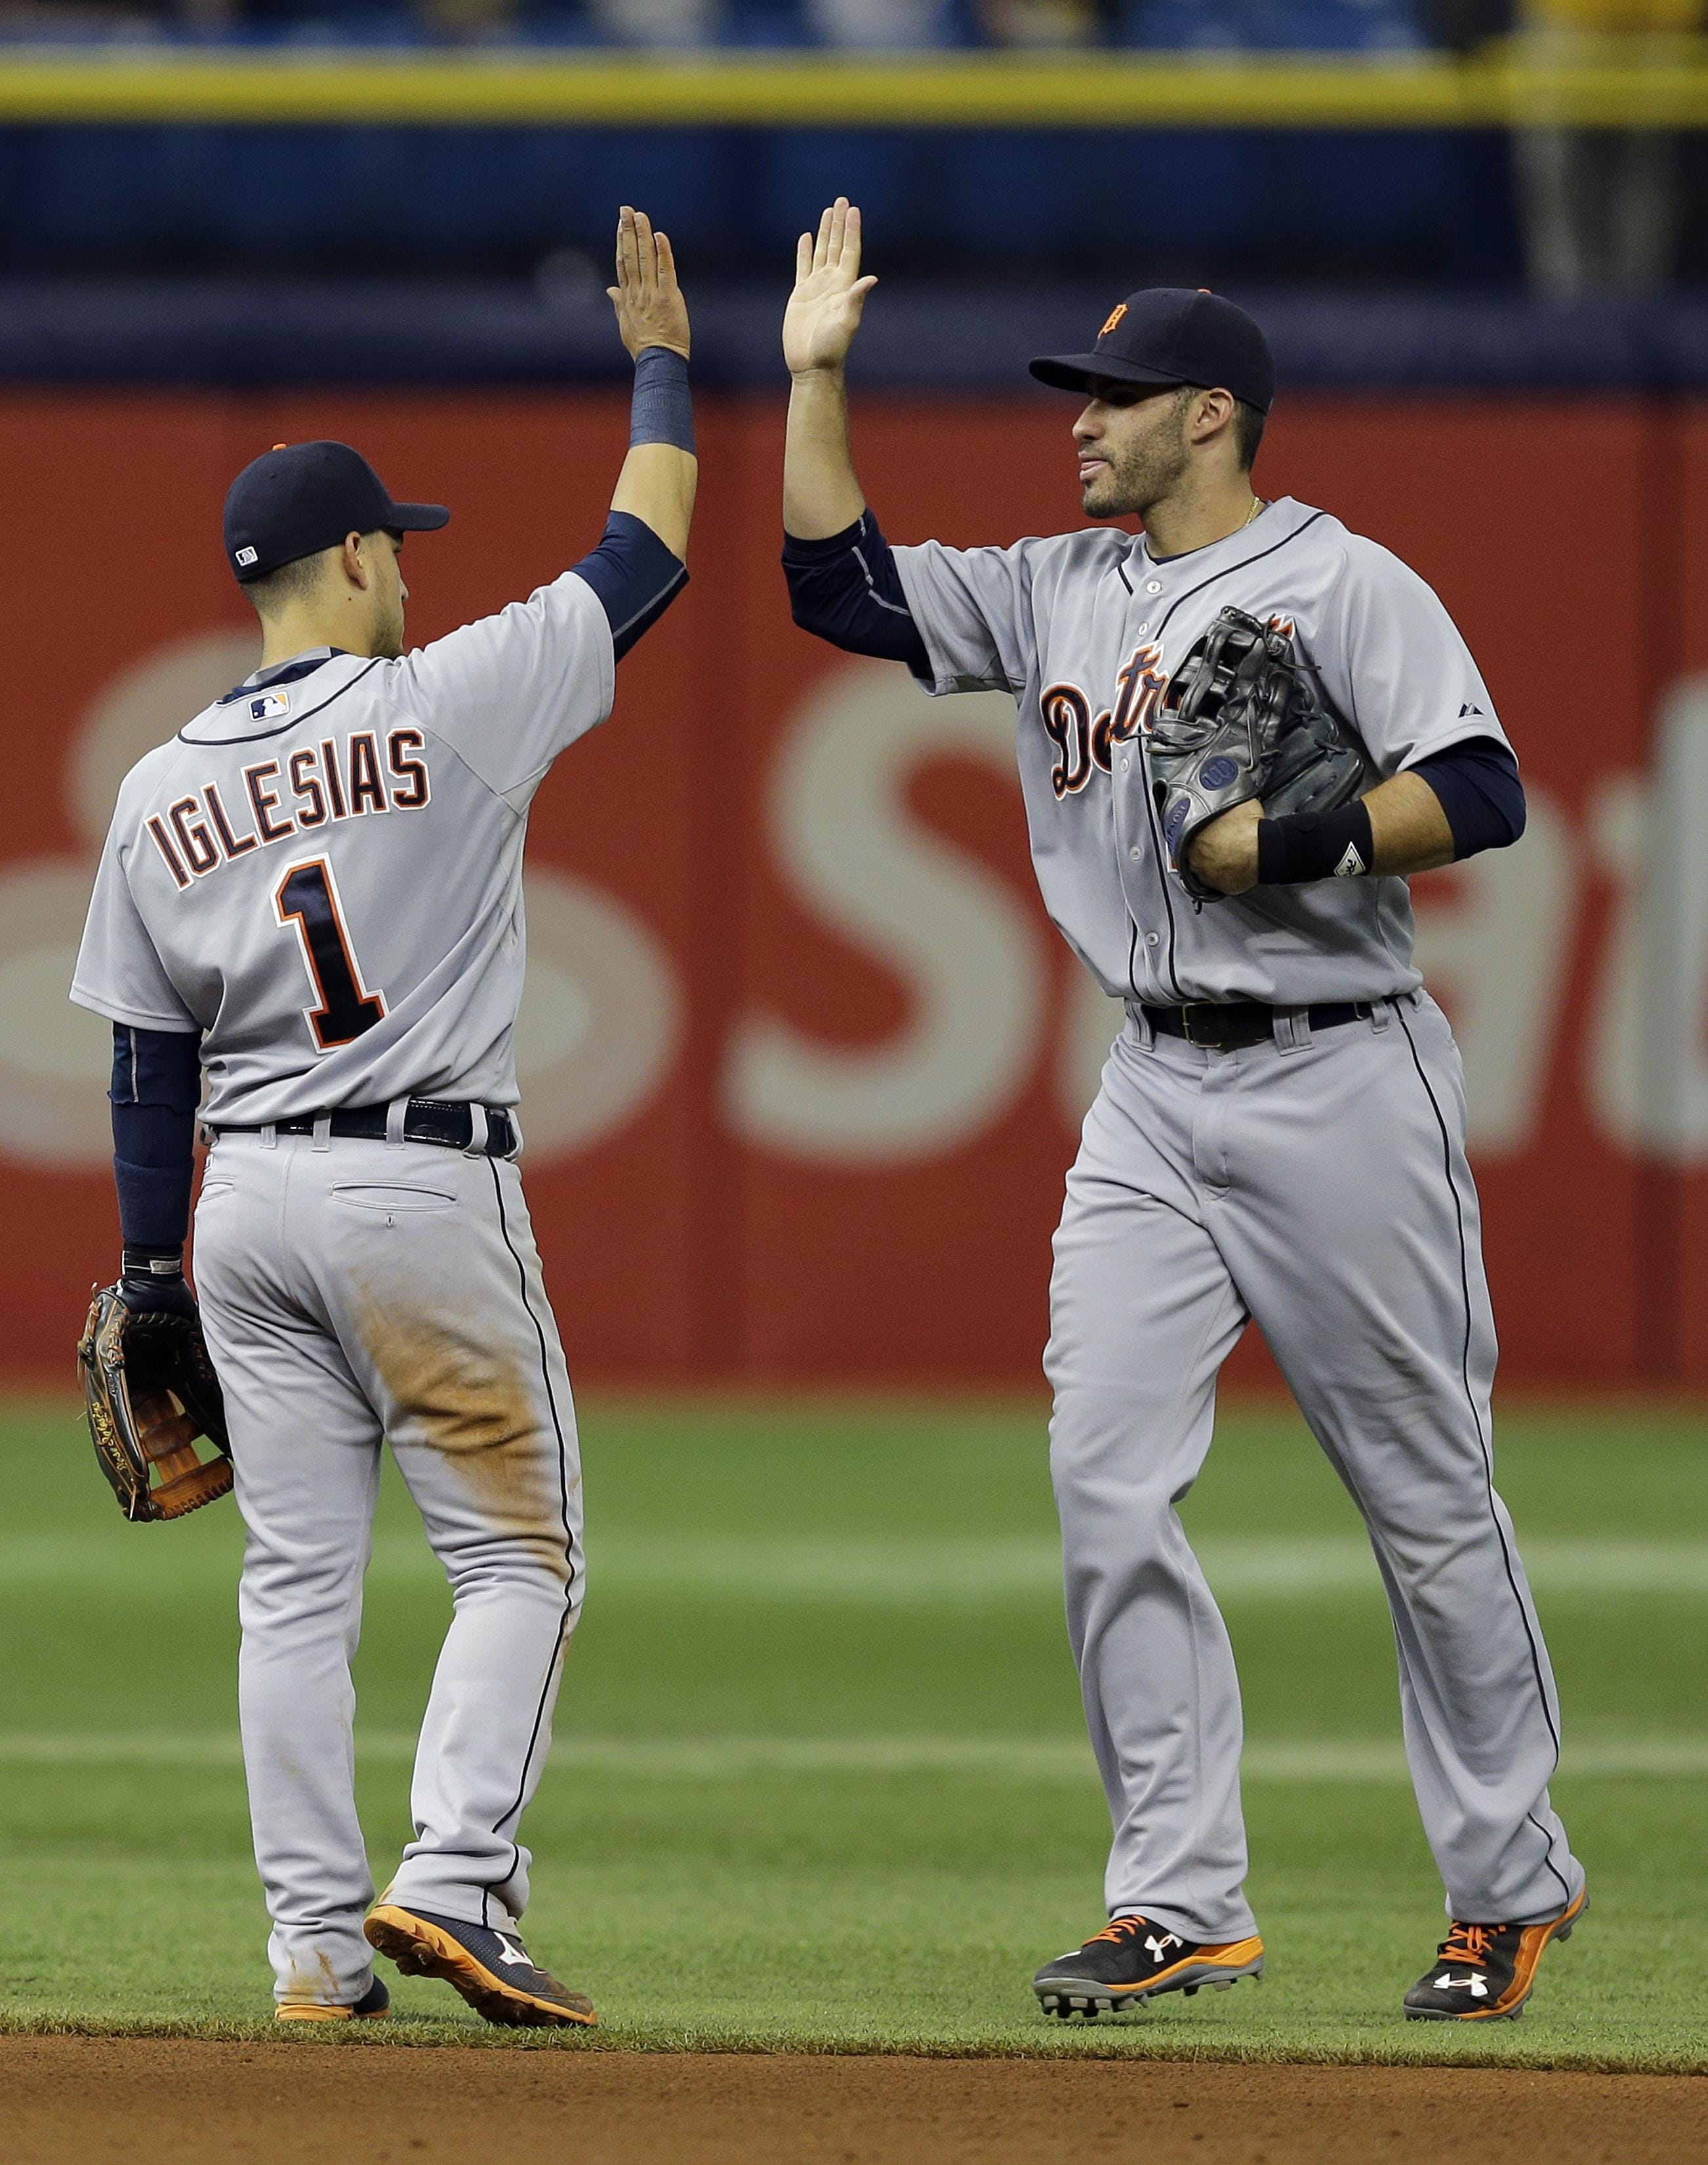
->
<box><xmin>77</xmin><ymin>1280</ymin><xmax>232</xmax><ymax>1523</ymax></box>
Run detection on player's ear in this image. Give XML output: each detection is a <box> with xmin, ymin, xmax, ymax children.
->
<box><xmin>1189</xmin><ymin>388</ymin><xmax>1236</xmax><ymax>449</ymax></box>
<box><xmin>341</xmin><ymin>531</ymin><xmax>370</xmax><ymax>589</ymax></box>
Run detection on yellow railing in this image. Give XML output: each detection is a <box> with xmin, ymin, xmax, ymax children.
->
<box><xmin>0</xmin><ymin>46</ymin><xmax>1696</xmax><ymax>127</ymax></box>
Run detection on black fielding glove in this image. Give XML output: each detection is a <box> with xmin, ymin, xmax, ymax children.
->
<box><xmin>1147</xmin><ymin>607</ymin><xmax>1369</xmax><ymax>903</ymax></box>
<box><xmin>119</xmin><ymin>1244</ymin><xmax>200</xmax><ymax>1321</ymax></box>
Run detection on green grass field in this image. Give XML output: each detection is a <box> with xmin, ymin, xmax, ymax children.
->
<box><xmin>1</xmin><ymin>1393</ymin><xmax>1703</xmax><ymax>2070</ymax></box>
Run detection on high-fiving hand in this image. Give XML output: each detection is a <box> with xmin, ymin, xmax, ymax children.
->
<box><xmin>608</xmin><ymin>204</ymin><xmax>690</xmax><ymax>362</ymax></box>
<box><xmin>783</xmin><ymin>198</ymin><xmax>878</xmax><ymax>377</ymax></box>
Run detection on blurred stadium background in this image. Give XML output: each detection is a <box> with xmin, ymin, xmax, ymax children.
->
<box><xmin>0</xmin><ymin>0</ymin><xmax>1705</xmax><ymax>2083</ymax></box>
<box><xmin>0</xmin><ymin>0</ymin><xmax>1705</xmax><ymax>1393</ymax></box>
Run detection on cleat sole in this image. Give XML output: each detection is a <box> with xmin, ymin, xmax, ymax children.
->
<box><xmin>1038</xmin><ymin>1991</ymin><xmax>1114</xmax><ymax>2020</ymax></box>
<box><xmin>1036</xmin><ymin>1956</ymin><xmax>1263</xmax><ymax>2017</ymax></box>
<box><xmin>1406</xmin><ymin>2003</ymin><xmax>1523</xmax><ymax>2023</ymax></box>
<box><xmin>275</xmin><ymin>2002</ymin><xmax>390</xmax><ymax>2022</ymax></box>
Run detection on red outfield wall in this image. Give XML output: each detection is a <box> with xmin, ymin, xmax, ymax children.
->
<box><xmin>3</xmin><ymin>390</ymin><xmax>1705</xmax><ymax>1390</ymax></box>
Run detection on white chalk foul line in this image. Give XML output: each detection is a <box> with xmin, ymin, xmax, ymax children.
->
<box><xmin>557</xmin><ymin>1535</ymin><xmax>1708</xmax><ymax>1601</ymax></box>
<box><xmin>0</xmin><ymin>1731</ymin><xmax>1703</xmax><ymax>1781</ymax></box>
<box><xmin>6</xmin><ymin>1533</ymin><xmax>1708</xmax><ymax>1600</ymax></box>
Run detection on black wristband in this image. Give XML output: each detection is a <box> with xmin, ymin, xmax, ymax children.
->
<box><xmin>121</xmin><ymin>1243</ymin><xmax>184</xmax><ymax>1283</ymax></box>
<box><xmin>1256</xmin><ymin>800</ymin><xmax>1375</xmax><ymax>886</ymax></box>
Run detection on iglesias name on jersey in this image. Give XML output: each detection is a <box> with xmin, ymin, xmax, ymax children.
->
<box><xmin>71</xmin><ymin>571</ymin><xmax>614</xmax><ymax>1126</ymax></box>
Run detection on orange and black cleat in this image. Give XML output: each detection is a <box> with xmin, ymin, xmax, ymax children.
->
<box><xmin>1032</xmin><ymin>1913</ymin><xmax>1265</xmax><ymax>2018</ymax></box>
<box><xmin>1403</xmin><ymin>1885</ymin><xmax>1588</xmax><ymax>2021</ymax></box>
<box><xmin>364</xmin><ymin>1903</ymin><xmax>597</xmax><ymax>2029</ymax></box>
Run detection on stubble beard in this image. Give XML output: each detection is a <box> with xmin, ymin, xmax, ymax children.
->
<box><xmin>1080</xmin><ymin>415</ymin><xmax>1190</xmax><ymax>522</ymax></box>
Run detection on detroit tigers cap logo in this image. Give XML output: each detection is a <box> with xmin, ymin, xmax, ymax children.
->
<box><xmin>1099</xmin><ymin>303</ymin><xmax>1128</xmax><ymax>339</ymax></box>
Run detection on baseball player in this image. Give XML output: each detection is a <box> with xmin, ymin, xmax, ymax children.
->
<box><xmin>780</xmin><ymin>200</ymin><xmax>1587</xmax><ymax>2023</ymax></box>
<box><xmin>70</xmin><ymin>209</ymin><xmax>696</xmax><ymax>2025</ymax></box>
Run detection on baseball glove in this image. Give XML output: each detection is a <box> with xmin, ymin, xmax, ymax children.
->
<box><xmin>1147</xmin><ymin>607</ymin><xmax>1369</xmax><ymax>903</ymax></box>
<box><xmin>77</xmin><ymin>1282</ymin><xmax>231</xmax><ymax>1523</ymax></box>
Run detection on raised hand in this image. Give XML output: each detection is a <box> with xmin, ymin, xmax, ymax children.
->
<box><xmin>783</xmin><ymin>198</ymin><xmax>878</xmax><ymax>377</ymax></box>
<box><xmin>607</xmin><ymin>205</ymin><xmax>690</xmax><ymax>362</ymax></box>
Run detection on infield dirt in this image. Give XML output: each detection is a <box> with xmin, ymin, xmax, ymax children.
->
<box><xmin>1</xmin><ymin>2039</ymin><xmax>1704</xmax><ymax>2165</ymax></box>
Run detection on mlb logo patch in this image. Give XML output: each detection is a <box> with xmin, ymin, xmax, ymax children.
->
<box><xmin>234</xmin><ymin>546</ymin><xmax>258</xmax><ymax>568</ymax></box>
<box><xmin>250</xmin><ymin>691</ymin><xmax>291</xmax><ymax>721</ymax></box>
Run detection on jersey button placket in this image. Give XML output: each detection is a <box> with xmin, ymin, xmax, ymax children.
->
<box><xmin>1114</xmin><ymin>572</ymin><xmax>1168</xmax><ymax>999</ymax></box>
<box><xmin>1112</xmin><ymin>764</ymin><xmax>1156</xmax><ymax>996</ymax></box>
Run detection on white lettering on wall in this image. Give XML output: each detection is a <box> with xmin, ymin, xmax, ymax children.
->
<box><xmin>1057</xmin><ymin>966</ymin><xmax>1127</xmax><ymax>1132</ymax></box>
<box><xmin>516</xmin><ymin>867</ymin><xmax>681</xmax><ymax>1157</ymax></box>
<box><xmin>1412</xmin><ymin>784</ymin><xmax>1575</xmax><ymax>1157</ymax></box>
<box><xmin>0</xmin><ymin>630</ymin><xmax>261</xmax><ymax>1168</ymax></box>
<box><xmin>1589</xmin><ymin>676</ymin><xmax>1708</xmax><ymax>1159</ymax></box>
<box><xmin>726</xmin><ymin>662</ymin><xmax>1048</xmax><ymax>1164</ymax></box>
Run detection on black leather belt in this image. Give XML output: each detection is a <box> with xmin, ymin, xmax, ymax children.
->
<box><xmin>1141</xmin><ymin>1000</ymin><xmax>1373</xmax><ymax>1052</ymax></box>
<box><xmin>218</xmin><ymin>1100</ymin><xmax>519</xmax><ymax>1157</ymax></box>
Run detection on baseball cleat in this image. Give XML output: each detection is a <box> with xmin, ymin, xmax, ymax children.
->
<box><xmin>275</xmin><ymin>1976</ymin><xmax>391</xmax><ymax>2023</ymax></box>
<box><xmin>363</xmin><ymin>1903</ymin><xmax>597</xmax><ymax>2029</ymax></box>
<box><xmin>1403</xmin><ymin>1885</ymin><xmax>1588</xmax><ymax>2022</ymax></box>
<box><xmin>1032</xmin><ymin>1914</ymin><xmax>1265</xmax><ymax>2019</ymax></box>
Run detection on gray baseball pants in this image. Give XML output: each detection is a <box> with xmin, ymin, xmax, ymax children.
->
<box><xmin>192</xmin><ymin>1126</ymin><xmax>583</xmax><ymax>2011</ymax></box>
<box><xmin>1046</xmin><ymin>992</ymin><xmax>1583</xmax><ymax>1941</ymax></box>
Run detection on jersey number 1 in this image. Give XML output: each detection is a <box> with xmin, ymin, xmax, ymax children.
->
<box><xmin>274</xmin><ymin>859</ymin><xmax>385</xmax><ymax>1052</ymax></box>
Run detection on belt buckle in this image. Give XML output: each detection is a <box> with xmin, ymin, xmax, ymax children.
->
<box><xmin>1181</xmin><ymin>1004</ymin><xmax>1223</xmax><ymax>1050</ymax></box>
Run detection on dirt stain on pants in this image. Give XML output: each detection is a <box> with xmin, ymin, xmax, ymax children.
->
<box><xmin>355</xmin><ymin>1296</ymin><xmax>573</xmax><ymax>1588</ymax></box>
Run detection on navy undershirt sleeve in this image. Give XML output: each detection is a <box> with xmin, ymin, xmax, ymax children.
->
<box><xmin>571</xmin><ymin>509</ymin><xmax>688</xmax><ymax>661</ymax></box>
<box><xmin>1410</xmin><ymin>736</ymin><xmax>1526</xmax><ymax>859</ymax></box>
<box><xmin>110</xmin><ymin>1024</ymin><xmax>202</xmax><ymax>1249</ymax></box>
<box><xmin>783</xmin><ymin>512</ymin><xmax>931</xmax><ymax>675</ymax></box>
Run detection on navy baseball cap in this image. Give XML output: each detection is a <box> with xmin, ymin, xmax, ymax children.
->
<box><xmin>222</xmin><ymin>440</ymin><xmax>450</xmax><ymax>584</ymax></box>
<box><xmin>1030</xmin><ymin>288</ymin><xmax>1275</xmax><ymax>413</ymax></box>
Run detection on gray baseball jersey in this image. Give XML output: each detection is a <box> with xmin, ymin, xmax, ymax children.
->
<box><xmin>69</xmin><ymin>568</ymin><xmax>613</xmax><ymax>2013</ymax></box>
<box><xmin>894</xmin><ymin>495</ymin><xmax>1507</xmax><ymax>1007</ymax></box>
<box><xmin>885</xmin><ymin>491</ymin><xmax>1583</xmax><ymax>1968</ymax></box>
<box><xmin>71</xmin><ymin>570</ymin><xmax>613</xmax><ymax>1123</ymax></box>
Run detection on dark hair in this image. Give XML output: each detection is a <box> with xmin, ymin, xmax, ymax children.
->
<box><xmin>1176</xmin><ymin>383</ymin><xmax>1266</xmax><ymax>472</ymax></box>
<box><xmin>1233</xmin><ymin>398</ymin><xmax>1267</xmax><ymax>474</ymax></box>
<box><xmin>242</xmin><ymin>547</ymin><xmax>333</xmax><ymax>619</ymax></box>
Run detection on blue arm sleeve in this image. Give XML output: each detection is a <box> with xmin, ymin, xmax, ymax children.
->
<box><xmin>1410</xmin><ymin>737</ymin><xmax>1527</xmax><ymax>859</ymax></box>
<box><xmin>110</xmin><ymin>1024</ymin><xmax>202</xmax><ymax>1249</ymax></box>
<box><xmin>782</xmin><ymin>512</ymin><xmax>931</xmax><ymax>674</ymax></box>
<box><xmin>570</xmin><ymin>510</ymin><xmax>688</xmax><ymax>662</ymax></box>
